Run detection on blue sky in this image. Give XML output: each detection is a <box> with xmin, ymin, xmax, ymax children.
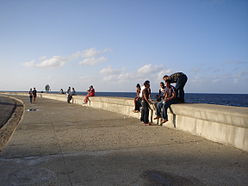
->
<box><xmin>0</xmin><ymin>0</ymin><xmax>247</xmax><ymax>93</ymax></box>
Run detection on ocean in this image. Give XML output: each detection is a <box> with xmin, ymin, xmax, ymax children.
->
<box><xmin>93</xmin><ymin>92</ymin><xmax>248</xmax><ymax>107</ymax></box>
<box><xmin>1</xmin><ymin>91</ymin><xmax>248</xmax><ymax>107</ymax></box>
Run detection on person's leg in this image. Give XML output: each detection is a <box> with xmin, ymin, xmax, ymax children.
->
<box><xmin>175</xmin><ymin>75</ymin><xmax>188</xmax><ymax>103</ymax></box>
<box><xmin>155</xmin><ymin>101</ymin><xmax>163</xmax><ymax>118</ymax></box>
<box><xmin>30</xmin><ymin>96</ymin><xmax>32</xmax><ymax>103</ymax></box>
<box><xmin>140</xmin><ymin>101</ymin><xmax>145</xmax><ymax>122</ymax></box>
<box><xmin>134</xmin><ymin>97</ymin><xmax>139</xmax><ymax>111</ymax></box>
<box><xmin>162</xmin><ymin>99</ymin><xmax>176</xmax><ymax>122</ymax></box>
<box><xmin>143</xmin><ymin>102</ymin><xmax>149</xmax><ymax>124</ymax></box>
<box><xmin>137</xmin><ymin>99</ymin><xmax>141</xmax><ymax>112</ymax></box>
<box><xmin>84</xmin><ymin>95</ymin><xmax>89</xmax><ymax>103</ymax></box>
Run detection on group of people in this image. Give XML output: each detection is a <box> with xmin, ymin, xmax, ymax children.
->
<box><xmin>28</xmin><ymin>88</ymin><xmax>37</xmax><ymax>103</ymax></box>
<box><xmin>61</xmin><ymin>85</ymin><xmax>95</xmax><ymax>104</ymax></box>
<box><xmin>134</xmin><ymin>72</ymin><xmax>187</xmax><ymax>126</ymax></box>
<box><xmin>65</xmin><ymin>87</ymin><xmax>77</xmax><ymax>103</ymax></box>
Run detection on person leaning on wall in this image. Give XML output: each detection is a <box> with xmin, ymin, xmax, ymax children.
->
<box><xmin>163</xmin><ymin>72</ymin><xmax>187</xmax><ymax>103</ymax></box>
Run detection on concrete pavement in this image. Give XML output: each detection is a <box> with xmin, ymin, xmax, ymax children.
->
<box><xmin>0</xmin><ymin>95</ymin><xmax>247</xmax><ymax>186</ymax></box>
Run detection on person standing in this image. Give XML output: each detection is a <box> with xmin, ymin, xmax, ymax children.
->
<box><xmin>163</xmin><ymin>72</ymin><xmax>187</xmax><ymax>103</ymax></box>
<box><xmin>140</xmin><ymin>80</ymin><xmax>153</xmax><ymax>125</ymax></box>
<box><xmin>133</xmin><ymin>84</ymin><xmax>141</xmax><ymax>113</ymax></box>
<box><xmin>32</xmin><ymin>88</ymin><xmax>37</xmax><ymax>103</ymax></box>
<box><xmin>28</xmin><ymin>88</ymin><xmax>33</xmax><ymax>103</ymax></box>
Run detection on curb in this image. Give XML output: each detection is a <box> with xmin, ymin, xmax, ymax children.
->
<box><xmin>0</xmin><ymin>95</ymin><xmax>24</xmax><ymax>151</ymax></box>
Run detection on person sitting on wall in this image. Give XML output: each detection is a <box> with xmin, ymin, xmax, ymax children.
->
<box><xmin>154</xmin><ymin>79</ymin><xmax>177</xmax><ymax>125</ymax></box>
<box><xmin>156</xmin><ymin>82</ymin><xmax>166</xmax><ymax>102</ymax></box>
<box><xmin>84</xmin><ymin>85</ymin><xmax>95</xmax><ymax>104</ymax></box>
<box><xmin>163</xmin><ymin>72</ymin><xmax>187</xmax><ymax>103</ymax></box>
<box><xmin>72</xmin><ymin>88</ymin><xmax>76</xmax><ymax>95</ymax></box>
<box><xmin>133</xmin><ymin>83</ymin><xmax>141</xmax><ymax>113</ymax></box>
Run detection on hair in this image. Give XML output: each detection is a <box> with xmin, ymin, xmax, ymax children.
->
<box><xmin>163</xmin><ymin>75</ymin><xmax>169</xmax><ymax>79</ymax></box>
<box><xmin>165</xmin><ymin>79</ymin><xmax>171</xmax><ymax>83</ymax></box>
<box><xmin>144</xmin><ymin>80</ymin><xmax>150</xmax><ymax>86</ymax></box>
<box><xmin>160</xmin><ymin>82</ymin><xmax>164</xmax><ymax>86</ymax></box>
<box><xmin>136</xmin><ymin>83</ymin><xmax>140</xmax><ymax>88</ymax></box>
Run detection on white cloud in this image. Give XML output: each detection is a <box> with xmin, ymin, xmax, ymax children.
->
<box><xmin>37</xmin><ymin>56</ymin><xmax>66</xmax><ymax>67</ymax></box>
<box><xmin>100</xmin><ymin>66</ymin><xmax>120</xmax><ymax>74</ymax></box>
<box><xmin>23</xmin><ymin>60</ymin><xmax>36</xmax><ymax>67</ymax></box>
<box><xmin>79</xmin><ymin>56</ymin><xmax>106</xmax><ymax>66</ymax></box>
<box><xmin>23</xmin><ymin>48</ymin><xmax>111</xmax><ymax>68</ymax></box>
<box><xmin>23</xmin><ymin>56</ymin><xmax>66</xmax><ymax>68</ymax></box>
<box><xmin>137</xmin><ymin>64</ymin><xmax>163</xmax><ymax>75</ymax></box>
<box><xmin>98</xmin><ymin>64</ymin><xmax>172</xmax><ymax>87</ymax></box>
<box><xmin>74</xmin><ymin>48</ymin><xmax>111</xmax><ymax>66</ymax></box>
<box><xmin>71</xmin><ymin>48</ymin><xmax>111</xmax><ymax>58</ymax></box>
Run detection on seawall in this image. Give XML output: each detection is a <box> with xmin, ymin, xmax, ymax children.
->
<box><xmin>1</xmin><ymin>92</ymin><xmax>248</xmax><ymax>152</ymax></box>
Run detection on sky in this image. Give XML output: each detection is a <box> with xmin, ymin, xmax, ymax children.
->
<box><xmin>0</xmin><ymin>0</ymin><xmax>247</xmax><ymax>93</ymax></box>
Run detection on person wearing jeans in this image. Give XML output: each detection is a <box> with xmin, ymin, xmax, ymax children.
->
<box><xmin>163</xmin><ymin>72</ymin><xmax>187</xmax><ymax>103</ymax></box>
<box><xmin>154</xmin><ymin>79</ymin><xmax>177</xmax><ymax>124</ymax></box>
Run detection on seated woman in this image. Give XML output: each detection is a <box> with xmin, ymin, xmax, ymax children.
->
<box><xmin>133</xmin><ymin>83</ymin><xmax>141</xmax><ymax>113</ymax></box>
<box><xmin>84</xmin><ymin>85</ymin><xmax>95</xmax><ymax>104</ymax></box>
<box><xmin>154</xmin><ymin>79</ymin><xmax>177</xmax><ymax>125</ymax></box>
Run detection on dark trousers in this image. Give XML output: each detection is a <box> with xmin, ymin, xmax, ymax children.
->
<box><xmin>67</xmin><ymin>95</ymin><xmax>72</xmax><ymax>103</ymax></box>
<box><xmin>134</xmin><ymin>97</ymin><xmax>141</xmax><ymax>111</ymax></box>
<box><xmin>29</xmin><ymin>96</ymin><xmax>32</xmax><ymax>103</ymax></box>
<box><xmin>162</xmin><ymin>99</ymin><xmax>176</xmax><ymax>120</ymax></box>
<box><xmin>175</xmin><ymin>74</ymin><xmax>188</xmax><ymax>102</ymax></box>
<box><xmin>140</xmin><ymin>101</ymin><xmax>149</xmax><ymax>123</ymax></box>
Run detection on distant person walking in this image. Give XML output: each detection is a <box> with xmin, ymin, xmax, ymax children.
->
<box><xmin>28</xmin><ymin>88</ymin><xmax>33</xmax><ymax>103</ymax></box>
<box><xmin>163</xmin><ymin>72</ymin><xmax>187</xmax><ymax>103</ymax></box>
<box><xmin>32</xmin><ymin>88</ymin><xmax>37</xmax><ymax>103</ymax></box>
<box><xmin>84</xmin><ymin>85</ymin><xmax>95</xmax><ymax>104</ymax></box>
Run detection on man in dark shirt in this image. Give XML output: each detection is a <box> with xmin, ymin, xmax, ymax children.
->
<box><xmin>140</xmin><ymin>80</ymin><xmax>153</xmax><ymax>125</ymax></box>
<box><xmin>163</xmin><ymin>72</ymin><xmax>187</xmax><ymax>103</ymax></box>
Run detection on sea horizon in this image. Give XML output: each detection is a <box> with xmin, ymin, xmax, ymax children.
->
<box><xmin>1</xmin><ymin>91</ymin><xmax>248</xmax><ymax>107</ymax></box>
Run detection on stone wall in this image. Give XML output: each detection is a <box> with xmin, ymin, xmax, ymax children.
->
<box><xmin>2</xmin><ymin>92</ymin><xmax>248</xmax><ymax>152</ymax></box>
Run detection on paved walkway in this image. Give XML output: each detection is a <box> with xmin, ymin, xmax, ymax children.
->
<box><xmin>0</xmin><ymin>95</ymin><xmax>247</xmax><ymax>186</ymax></box>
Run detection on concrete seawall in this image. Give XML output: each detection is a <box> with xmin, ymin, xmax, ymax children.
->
<box><xmin>1</xmin><ymin>92</ymin><xmax>248</xmax><ymax>152</ymax></box>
